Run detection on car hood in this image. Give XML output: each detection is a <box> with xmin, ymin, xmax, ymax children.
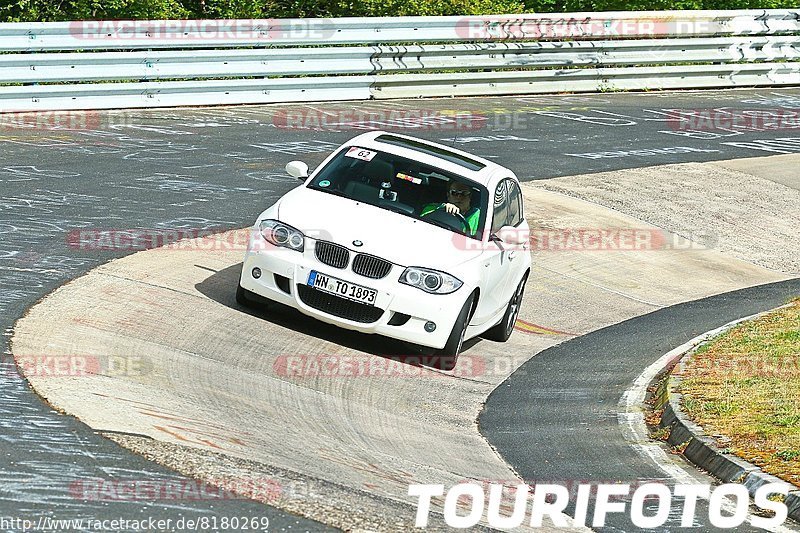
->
<box><xmin>275</xmin><ymin>186</ymin><xmax>483</xmax><ymax>270</ymax></box>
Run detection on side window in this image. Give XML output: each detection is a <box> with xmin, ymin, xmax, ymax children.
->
<box><xmin>506</xmin><ymin>180</ymin><xmax>523</xmax><ymax>227</ymax></box>
<box><xmin>491</xmin><ymin>181</ymin><xmax>508</xmax><ymax>233</ymax></box>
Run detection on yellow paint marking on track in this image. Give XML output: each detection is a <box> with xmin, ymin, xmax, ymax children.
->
<box><xmin>514</xmin><ymin>319</ymin><xmax>576</xmax><ymax>336</ymax></box>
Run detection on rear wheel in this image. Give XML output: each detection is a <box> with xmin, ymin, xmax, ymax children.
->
<box><xmin>433</xmin><ymin>294</ymin><xmax>474</xmax><ymax>371</ymax></box>
<box><xmin>484</xmin><ymin>273</ymin><xmax>527</xmax><ymax>342</ymax></box>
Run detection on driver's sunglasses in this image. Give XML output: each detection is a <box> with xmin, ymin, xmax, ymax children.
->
<box><xmin>448</xmin><ymin>189</ymin><xmax>471</xmax><ymax>198</ymax></box>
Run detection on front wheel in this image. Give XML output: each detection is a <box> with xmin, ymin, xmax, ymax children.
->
<box><xmin>236</xmin><ymin>283</ymin><xmax>272</xmax><ymax>310</ymax></box>
<box><xmin>432</xmin><ymin>294</ymin><xmax>474</xmax><ymax>371</ymax></box>
<box><xmin>236</xmin><ymin>283</ymin><xmax>256</xmax><ymax>307</ymax></box>
<box><xmin>484</xmin><ymin>273</ymin><xmax>527</xmax><ymax>342</ymax></box>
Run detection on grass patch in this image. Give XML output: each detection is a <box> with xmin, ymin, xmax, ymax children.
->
<box><xmin>677</xmin><ymin>298</ymin><xmax>800</xmax><ymax>487</ymax></box>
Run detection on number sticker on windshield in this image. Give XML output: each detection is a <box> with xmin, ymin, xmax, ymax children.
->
<box><xmin>345</xmin><ymin>147</ymin><xmax>377</xmax><ymax>161</ymax></box>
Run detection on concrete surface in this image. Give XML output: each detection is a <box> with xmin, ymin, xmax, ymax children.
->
<box><xmin>532</xmin><ymin>155</ymin><xmax>800</xmax><ymax>275</ymax></box>
<box><xmin>711</xmin><ymin>153</ymin><xmax>800</xmax><ymax>191</ymax></box>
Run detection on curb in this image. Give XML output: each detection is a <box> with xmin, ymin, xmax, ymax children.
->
<box><xmin>650</xmin><ymin>308</ymin><xmax>800</xmax><ymax>524</ymax></box>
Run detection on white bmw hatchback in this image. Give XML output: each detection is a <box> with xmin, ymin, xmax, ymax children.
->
<box><xmin>237</xmin><ymin>131</ymin><xmax>531</xmax><ymax>370</ymax></box>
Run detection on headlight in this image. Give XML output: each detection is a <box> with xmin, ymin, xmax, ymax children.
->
<box><xmin>259</xmin><ymin>219</ymin><xmax>304</xmax><ymax>252</ymax></box>
<box><xmin>399</xmin><ymin>267</ymin><xmax>462</xmax><ymax>294</ymax></box>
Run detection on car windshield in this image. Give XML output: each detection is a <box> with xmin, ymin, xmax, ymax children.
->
<box><xmin>307</xmin><ymin>146</ymin><xmax>488</xmax><ymax>239</ymax></box>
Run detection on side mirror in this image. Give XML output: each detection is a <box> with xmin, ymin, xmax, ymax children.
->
<box><xmin>286</xmin><ymin>161</ymin><xmax>309</xmax><ymax>180</ymax></box>
<box><xmin>497</xmin><ymin>225</ymin><xmax>528</xmax><ymax>246</ymax></box>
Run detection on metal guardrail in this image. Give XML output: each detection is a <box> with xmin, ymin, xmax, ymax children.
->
<box><xmin>2</xmin><ymin>37</ymin><xmax>799</xmax><ymax>84</ymax></box>
<box><xmin>372</xmin><ymin>62</ymin><xmax>800</xmax><ymax>98</ymax></box>
<box><xmin>0</xmin><ymin>77</ymin><xmax>375</xmax><ymax>110</ymax></box>
<box><xmin>4</xmin><ymin>10</ymin><xmax>800</xmax><ymax>50</ymax></box>
<box><xmin>0</xmin><ymin>10</ymin><xmax>799</xmax><ymax>112</ymax></box>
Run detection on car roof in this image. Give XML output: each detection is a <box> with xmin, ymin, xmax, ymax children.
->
<box><xmin>343</xmin><ymin>131</ymin><xmax>510</xmax><ymax>186</ymax></box>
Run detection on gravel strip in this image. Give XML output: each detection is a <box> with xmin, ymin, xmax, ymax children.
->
<box><xmin>531</xmin><ymin>160</ymin><xmax>800</xmax><ymax>275</ymax></box>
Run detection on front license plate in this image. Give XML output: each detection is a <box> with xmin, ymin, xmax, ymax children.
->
<box><xmin>307</xmin><ymin>271</ymin><xmax>377</xmax><ymax>305</ymax></box>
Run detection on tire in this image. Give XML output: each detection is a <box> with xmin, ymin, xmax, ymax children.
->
<box><xmin>433</xmin><ymin>294</ymin><xmax>474</xmax><ymax>371</ymax></box>
<box><xmin>408</xmin><ymin>343</ymin><xmax>437</xmax><ymax>357</ymax></box>
<box><xmin>237</xmin><ymin>283</ymin><xmax>272</xmax><ymax>310</ymax></box>
<box><xmin>236</xmin><ymin>283</ymin><xmax>255</xmax><ymax>307</ymax></box>
<box><xmin>484</xmin><ymin>273</ymin><xmax>527</xmax><ymax>342</ymax></box>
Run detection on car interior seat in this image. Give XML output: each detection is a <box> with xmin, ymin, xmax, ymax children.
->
<box><xmin>392</xmin><ymin>166</ymin><xmax>425</xmax><ymax>209</ymax></box>
<box><xmin>344</xmin><ymin>158</ymin><xmax>394</xmax><ymax>203</ymax></box>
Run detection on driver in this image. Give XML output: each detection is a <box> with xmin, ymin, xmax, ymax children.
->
<box><xmin>421</xmin><ymin>181</ymin><xmax>480</xmax><ymax>235</ymax></box>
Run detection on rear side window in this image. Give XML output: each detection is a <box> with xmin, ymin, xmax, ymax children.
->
<box><xmin>492</xmin><ymin>179</ymin><xmax>525</xmax><ymax>232</ymax></box>
<box><xmin>491</xmin><ymin>181</ymin><xmax>508</xmax><ymax>233</ymax></box>
<box><xmin>506</xmin><ymin>180</ymin><xmax>523</xmax><ymax>227</ymax></box>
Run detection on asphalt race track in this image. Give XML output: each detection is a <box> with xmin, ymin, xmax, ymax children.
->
<box><xmin>2</xmin><ymin>87</ymin><xmax>800</xmax><ymax>531</ymax></box>
<box><xmin>482</xmin><ymin>278</ymin><xmax>800</xmax><ymax>532</ymax></box>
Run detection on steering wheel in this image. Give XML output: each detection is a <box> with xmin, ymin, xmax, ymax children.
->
<box><xmin>422</xmin><ymin>206</ymin><xmax>470</xmax><ymax>233</ymax></box>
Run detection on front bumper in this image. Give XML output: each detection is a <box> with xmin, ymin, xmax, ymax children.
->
<box><xmin>239</xmin><ymin>239</ymin><xmax>467</xmax><ymax>350</ymax></box>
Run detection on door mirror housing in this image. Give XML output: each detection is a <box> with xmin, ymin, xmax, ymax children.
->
<box><xmin>496</xmin><ymin>225</ymin><xmax>528</xmax><ymax>246</ymax></box>
<box><xmin>286</xmin><ymin>161</ymin><xmax>309</xmax><ymax>180</ymax></box>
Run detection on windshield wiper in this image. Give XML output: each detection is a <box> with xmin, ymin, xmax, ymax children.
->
<box><xmin>379</xmin><ymin>201</ymin><xmax>415</xmax><ymax>217</ymax></box>
<box><xmin>310</xmin><ymin>186</ymin><xmax>349</xmax><ymax>199</ymax></box>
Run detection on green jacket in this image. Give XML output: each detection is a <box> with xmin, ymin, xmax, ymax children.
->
<box><xmin>420</xmin><ymin>203</ymin><xmax>480</xmax><ymax>235</ymax></box>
